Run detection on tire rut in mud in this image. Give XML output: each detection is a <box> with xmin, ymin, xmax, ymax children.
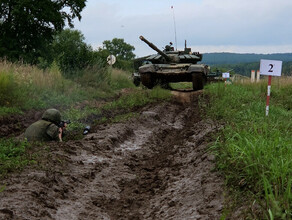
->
<box><xmin>0</xmin><ymin>93</ymin><xmax>224</xmax><ymax>220</ymax></box>
<box><xmin>103</xmin><ymin>104</ymin><xmax>223</xmax><ymax>219</ymax></box>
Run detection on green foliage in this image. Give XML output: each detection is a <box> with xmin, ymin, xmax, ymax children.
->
<box><xmin>51</xmin><ymin>29</ymin><xmax>97</xmax><ymax>76</ymax></box>
<box><xmin>0</xmin><ymin>185</ymin><xmax>5</xmax><ymax>193</ymax></box>
<box><xmin>98</xmin><ymin>38</ymin><xmax>135</xmax><ymax>71</ymax></box>
<box><xmin>111</xmin><ymin>113</ymin><xmax>138</xmax><ymax>123</ymax></box>
<box><xmin>63</xmin><ymin>106</ymin><xmax>102</xmax><ymax>131</ymax></box>
<box><xmin>102</xmin><ymin>38</ymin><xmax>135</xmax><ymax>60</ymax></box>
<box><xmin>205</xmin><ymin>82</ymin><xmax>292</xmax><ymax>218</ymax></box>
<box><xmin>78</xmin><ymin>63</ymin><xmax>111</xmax><ymax>89</ymax></box>
<box><xmin>211</xmin><ymin>61</ymin><xmax>292</xmax><ymax>77</ymax></box>
<box><xmin>271</xmin><ymin>84</ymin><xmax>292</xmax><ymax>110</ymax></box>
<box><xmin>203</xmin><ymin>53</ymin><xmax>292</xmax><ymax>65</ymax></box>
<box><xmin>110</xmin><ymin>68</ymin><xmax>135</xmax><ymax>90</ymax></box>
<box><xmin>0</xmin><ymin>62</ymin><xmax>90</xmax><ymax>111</ymax></box>
<box><xmin>0</xmin><ymin>0</ymin><xmax>86</xmax><ymax>64</ymax></box>
<box><xmin>0</xmin><ymin>61</ymin><xmax>139</xmax><ymax>114</ymax></box>
<box><xmin>0</xmin><ymin>71</ymin><xmax>19</xmax><ymax>106</ymax></box>
<box><xmin>0</xmin><ymin>138</ymin><xmax>36</xmax><ymax>177</ymax></box>
<box><xmin>0</xmin><ymin>107</ymin><xmax>22</xmax><ymax>117</ymax></box>
<box><xmin>61</xmin><ymin>87</ymin><xmax>170</xmax><ymax>136</ymax></box>
<box><xmin>170</xmin><ymin>82</ymin><xmax>193</xmax><ymax>90</ymax></box>
<box><xmin>203</xmin><ymin>53</ymin><xmax>292</xmax><ymax>76</ymax></box>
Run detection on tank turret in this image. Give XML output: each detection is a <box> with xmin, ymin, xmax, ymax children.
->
<box><xmin>139</xmin><ymin>35</ymin><xmax>202</xmax><ymax>64</ymax></box>
<box><xmin>139</xmin><ymin>36</ymin><xmax>171</xmax><ymax>62</ymax></box>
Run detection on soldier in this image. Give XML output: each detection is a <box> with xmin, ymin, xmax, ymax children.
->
<box><xmin>164</xmin><ymin>42</ymin><xmax>174</xmax><ymax>52</ymax></box>
<box><xmin>24</xmin><ymin>108</ymin><xmax>67</xmax><ymax>142</ymax></box>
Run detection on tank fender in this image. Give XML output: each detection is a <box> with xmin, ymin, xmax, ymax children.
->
<box><xmin>187</xmin><ymin>64</ymin><xmax>208</xmax><ymax>74</ymax></box>
<box><xmin>139</xmin><ymin>64</ymin><xmax>156</xmax><ymax>74</ymax></box>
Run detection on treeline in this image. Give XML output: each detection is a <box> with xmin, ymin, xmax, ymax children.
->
<box><xmin>202</xmin><ymin>52</ymin><xmax>292</xmax><ymax>65</ymax></box>
<box><xmin>201</xmin><ymin>53</ymin><xmax>292</xmax><ymax>76</ymax></box>
<box><xmin>39</xmin><ymin>30</ymin><xmax>135</xmax><ymax>76</ymax></box>
<box><xmin>0</xmin><ymin>0</ymin><xmax>135</xmax><ymax>76</ymax></box>
<box><xmin>209</xmin><ymin>61</ymin><xmax>292</xmax><ymax>77</ymax></box>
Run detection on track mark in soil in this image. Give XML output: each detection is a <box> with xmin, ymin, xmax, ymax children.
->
<box><xmin>0</xmin><ymin>91</ymin><xmax>224</xmax><ymax>220</ymax></box>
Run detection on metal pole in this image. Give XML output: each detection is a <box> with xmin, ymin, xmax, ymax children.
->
<box><xmin>171</xmin><ymin>6</ymin><xmax>177</xmax><ymax>51</ymax></box>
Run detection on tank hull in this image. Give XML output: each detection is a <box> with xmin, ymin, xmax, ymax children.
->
<box><xmin>139</xmin><ymin>63</ymin><xmax>209</xmax><ymax>90</ymax></box>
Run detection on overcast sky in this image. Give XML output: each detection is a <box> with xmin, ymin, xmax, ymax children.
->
<box><xmin>73</xmin><ymin>0</ymin><xmax>292</xmax><ymax>57</ymax></box>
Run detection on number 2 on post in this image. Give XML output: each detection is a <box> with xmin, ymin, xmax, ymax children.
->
<box><xmin>268</xmin><ymin>64</ymin><xmax>274</xmax><ymax>72</ymax></box>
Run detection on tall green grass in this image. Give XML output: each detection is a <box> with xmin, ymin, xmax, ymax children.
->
<box><xmin>0</xmin><ymin>61</ymin><xmax>135</xmax><ymax>116</ymax></box>
<box><xmin>205</xmin><ymin>80</ymin><xmax>292</xmax><ymax>219</ymax></box>
<box><xmin>0</xmin><ymin>60</ymin><xmax>171</xmax><ymax>133</ymax></box>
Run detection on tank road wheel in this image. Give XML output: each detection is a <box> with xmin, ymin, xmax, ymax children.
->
<box><xmin>192</xmin><ymin>73</ymin><xmax>204</xmax><ymax>91</ymax></box>
<box><xmin>141</xmin><ymin>73</ymin><xmax>154</xmax><ymax>89</ymax></box>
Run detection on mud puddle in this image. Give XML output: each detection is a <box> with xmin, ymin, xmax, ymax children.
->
<box><xmin>0</xmin><ymin>91</ymin><xmax>224</xmax><ymax>220</ymax></box>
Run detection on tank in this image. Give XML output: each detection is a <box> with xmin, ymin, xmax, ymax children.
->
<box><xmin>137</xmin><ymin>36</ymin><xmax>209</xmax><ymax>90</ymax></box>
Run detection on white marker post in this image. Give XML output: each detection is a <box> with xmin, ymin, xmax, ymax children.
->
<box><xmin>222</xmin><ymin>72</ymin><xmax>230</xmax><ymax>87</ymax></box>
<box><xmin>259</xmin><ymin>59</ymin><xmax>282</xmax><ymax>116</ymax></box>
<box><xmin>256</xmin><ymin>70</ymin><xmax>260</xmax><ymax>82</ymax></box>
<box><xmin>251</xmin><ymin>70</ymin><xmax>255</xmax><ymax>83</ymax></box>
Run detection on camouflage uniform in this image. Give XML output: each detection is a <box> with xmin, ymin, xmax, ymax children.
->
<box><xmin>24</xmin><ymin>109</ymin><xmax>61</xmax><ymax>142</ymax></box>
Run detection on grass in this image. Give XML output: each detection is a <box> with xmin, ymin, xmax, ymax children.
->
<box><xmin>0</xmin><ymin>185</ymin><xmax>5</xmax><ymax>193</ymax></box>
<box><xmin>0</xmin><ymin>138</ymin><xmax>37</xmax><ymax>178</ymax></box>
<box><xmin>170</xmin><ymin>82</ymin><xmax>193</xmax><ymax>90</ymax></box>
<box><xmin>110</xmin><ymin>112</ymin><xmax>139</xmax><ymax>123</ymax></box>
<box><xmin>0</xmin><ymin>60</ymin><xmax>172</xmax><ymax>136</ymax></box>
<box><xmin>0</xmin><ymin>61</ymin><xmax>172</xmax><ymax>176</ymax></box>
<box><xmin>103</xmin><ymin>86</ymin><xmax>171</xmax><ymax>110</ymax></box>
<box><xmin>205</xmin><ymin>79</ymin><xmax>292</xmax><ymax>219</ymax></box>
<box><xmin>61</xmin><ymin>86</ymin><xmax>171</xmax><ymax>135</ymax></box>
<box><xmin>0</xmin><ymin>107</ymin><xmax>23</xmax><ymax>117</ymax></box>
<box><xmin>0</xmin><ymin>61</ymin><xmax>135</xmax><ymax>116</ymax></box>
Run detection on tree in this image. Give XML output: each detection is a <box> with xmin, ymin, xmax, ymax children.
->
<box><xmin>100</xmin><ymin>38</ymin><xmax>135</xmax><ymax>70</ymax></box>
<box><xmin>51</xmin><ymin>29</ymin><xmax>95</xmax><ymax>75</ymax></box>
<box><xmin>0</xmin><ymin>0</ymin><xmax>86</xmax><ymax>63</ymax></box>
<box><xmin>102</xmin><ymin>38</ymin><xmax>135</xmax><ymax>60</ymax></box>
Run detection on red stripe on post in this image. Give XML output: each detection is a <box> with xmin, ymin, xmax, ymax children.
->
<box><xmin>266</xmin><ymin>75</ymin><xmax>272</xmax><ymax>116</ymax></box>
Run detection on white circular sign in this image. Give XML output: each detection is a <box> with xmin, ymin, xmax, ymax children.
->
<box><xmin>107</xmin><ymin>55</ymin><xmax>116</xmax><ymax>65</ymax></box>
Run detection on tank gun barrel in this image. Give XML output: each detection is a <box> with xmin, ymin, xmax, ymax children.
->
<box><xmin>139</xmin><ymin>36</ymin><xmax>171</xmax><ymax>62</ymax></box>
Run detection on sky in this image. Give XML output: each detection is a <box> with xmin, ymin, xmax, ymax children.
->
<box><xmin>72</xmin><ymin>0</ymin><xmax>292</xmax><ymax>57</ymax></box>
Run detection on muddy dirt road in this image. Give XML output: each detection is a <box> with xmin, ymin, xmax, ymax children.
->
<box><xmin>0</xmin><ymin>91</ymin><xmax>224</xmax><ymax>220</ymax></box>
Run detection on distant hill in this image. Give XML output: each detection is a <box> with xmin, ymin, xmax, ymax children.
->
<box><xmin>201</xmin><ymin>52</ymin><xmax>292</xmax><ymax>65</ymax></box>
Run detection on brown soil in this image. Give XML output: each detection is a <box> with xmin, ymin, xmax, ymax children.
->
<box><xmin>0</xmin><ymin>110</ymin><xmax>43</xmax><ymax>138</ymax></box>
<box><xmin>0</xmin><ymin>91</ymin><xmax>225</xmax><ymax>220</ymax></box>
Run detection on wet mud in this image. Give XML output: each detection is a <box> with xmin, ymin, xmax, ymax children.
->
<box><xmin>0</xmin><ymin>91</ymin><xmax>225</xmax><ymax>220</ymax></box>
<box><xmin>0</xmin><ymin>110</ymin><xmax>42</xmax><ymax>138</ymax></box>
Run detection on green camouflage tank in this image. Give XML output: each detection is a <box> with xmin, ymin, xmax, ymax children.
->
<box><xmin>136</xmin><ymin>36</ymin><xmax>209</xmax><ymax>91</ymax></box>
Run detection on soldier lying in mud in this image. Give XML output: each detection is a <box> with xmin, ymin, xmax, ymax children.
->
<box><xmin>24</xmin><ymin>108</ymin><xmax>68</xmax><ymax>142</ymax></box>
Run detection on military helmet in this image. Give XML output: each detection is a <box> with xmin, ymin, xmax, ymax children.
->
<box><xmin>42</xmin><ymin>108</ymin><xmax>61</xmax><ymax>125</ymax></box>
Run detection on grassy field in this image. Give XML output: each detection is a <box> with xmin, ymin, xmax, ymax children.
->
<box><xmin>3</xmin><ymin>59</ymin><xmax>292</xmax><ymax>218</ymax></box>
<box><xmin>0</xmin><ymin>61</ymin><xmax>173</xmax><ymax>178</ymax></box>
<box><xmin>0</xmin><ymin>61</ymin><xmax>130</xmax><ymax>114</ymax></box>
<box><xmin>205</xmin><ymin>78</ymin><xmax>292</xmax><ymax>219</ymax></box>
